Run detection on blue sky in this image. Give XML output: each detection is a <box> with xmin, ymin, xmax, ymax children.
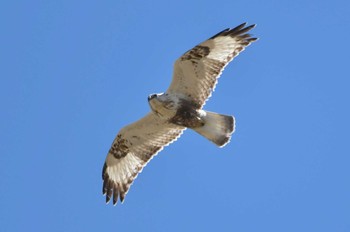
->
<box><xmin>1</xmin><ymin>0</ymin><xmax>349</xmax><ymax>231</ymax></box>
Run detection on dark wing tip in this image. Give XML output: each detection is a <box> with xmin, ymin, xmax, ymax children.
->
<box><xmin>228</xmin><ymin>23</ymin><xmax>256</xmax><ymax>37</ymax></box>
<box><xmin>105</xmin><ymin>190</ymin><xmax>111</xmax><ymax>203</ymax></box>
<box><xmin>102</xmin><ymin>163</ymin><xmax>107</xmax><ymax>180</ymax></box>
<box><xmin>102</xmin><ymin>162</ymin><xmax>126</xmax><ymax>206</ymax></box>
<box><xmin>231</xmin><ymin>22</ymin><xmax>248</xmax><ymax>32</ymax></box>
<box><xmin>228</xmin><ymin>23</ymin><xmax>258</xmax><ymax>48</ymax></box>
<box><xmin>210</xmin><ymin>22</ymin><xmax>257</xmax><ymax>41</ymax></box>
<box><xmin>209</xmin><ymin>28</ymin><xmax>230</xmax><ymax>39</ymax></box>
<box><xmin>113</xmin><ymin>187</ymin><xmax>119</xmax><ymax>205</ymax></box>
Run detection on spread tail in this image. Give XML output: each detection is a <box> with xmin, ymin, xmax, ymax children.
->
<box><xmin>193</xmin><ymin>111</ymin><xmax>235</xmax><ymax>147</ymax></box>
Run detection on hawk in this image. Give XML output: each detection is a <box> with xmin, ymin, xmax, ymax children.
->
<box><xmin>102</xmin><ymin>22</ymin><xmax>257</xmax><ymax>205</ymax></box>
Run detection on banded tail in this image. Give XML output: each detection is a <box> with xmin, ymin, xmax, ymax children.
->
<box><xmin>193</xmin><ymin>111</ymin><xmax>235</xmax><ymax>147</ymax></box>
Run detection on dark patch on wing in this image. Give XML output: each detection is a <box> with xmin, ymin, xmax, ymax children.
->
<box><xmin>181</xmin><ymin>45</ymin><xmax>210</xmax><ymax>62</ymax></box>
<box><xmin>109</xmin><ymin>134</ymin><xmax>130</xmax><ymax>159</ymax></box>
<box><xmin>170</xmin><ymin>23</ymin><xmax>257</xmax><ymax>108</ymax></box>
<box><xmin>102</xmin><ymin>128</ymin><xmax>184</xmax><ymax>205</ymax></box>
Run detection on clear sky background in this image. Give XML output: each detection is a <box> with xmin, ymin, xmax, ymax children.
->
<box><xmin>1</xmin><ymin>0</ymin><xmax>349</xmax><ymax>231</ymax></box>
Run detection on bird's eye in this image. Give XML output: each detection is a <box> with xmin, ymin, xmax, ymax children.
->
<box><xmin>148</xmin><ymin>94</ymin><xmax>157</xmax><ymax>101</ymax></box>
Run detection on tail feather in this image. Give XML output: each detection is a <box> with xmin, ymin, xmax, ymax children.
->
<box><xmin>193</xmin><ymin>111</ymin><xmax>235</xmax><ymax>147</ymax></box>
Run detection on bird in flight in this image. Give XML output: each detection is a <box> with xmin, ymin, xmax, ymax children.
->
<box><xmin>102</xmin><ymin>22</ymin><xmax>258</xmax><ymax>205</ymax></box>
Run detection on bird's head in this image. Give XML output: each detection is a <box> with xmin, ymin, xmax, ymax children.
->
<box><xmin>148</xmin><ymin>93</ymin><xmax>165</xmax><ymax>102</ymax></box>
<box><xmin>148</xmin><ymin>93</ymin><xmax>158</xmax><ymax>101</ymax></box>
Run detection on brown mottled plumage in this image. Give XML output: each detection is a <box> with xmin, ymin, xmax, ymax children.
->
<box><xmin>102</xmin><ymin>23</ymin><xmax>257</xmax><ymax>205</ymax></box>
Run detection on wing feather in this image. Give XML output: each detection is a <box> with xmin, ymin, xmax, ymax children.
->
<box><xmin>167</xmin><ymin>22</ymin><xmax>257</xmax><ymax>107</ymax></box>
<box><xmin>102</xmin><ymin>113</ymin><xmax>185</xmax><ymax>205</ymax></box>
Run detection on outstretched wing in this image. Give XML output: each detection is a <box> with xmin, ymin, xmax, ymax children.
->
<box><xmin>167</xmin><ymin>23</ymin><xmax>257</xmax><ymax>108</ymax></box>
<box><xmin>102</xmin><ymin>112</ymin><xmax>185</xmax><ymax>205</ymax></box>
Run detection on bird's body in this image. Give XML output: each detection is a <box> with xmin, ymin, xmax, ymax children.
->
<box><xmin>149</xmin><ymin>93</ymin><xmax>204</xmax><ymax>128</ymax></box>
<box><xmin>102</xmin><ymin>23</ymin><xmax>258</xmax><ymax>205</ymax></box>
